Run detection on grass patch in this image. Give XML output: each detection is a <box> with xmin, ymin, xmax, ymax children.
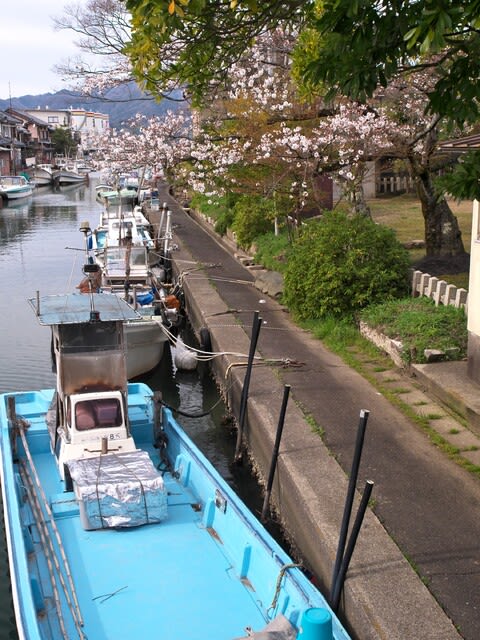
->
<box><xmin>368</xmin><ymin>195</ymin><xmax>473</xmax><ymax>255</ymax></box>
<box><xmin>253</xmin><ymin>232</ymin><xmax>290</xmax><ymax>274</ymax></box>
<box><xmin>358</xmin><ymin>297</ymin><xmax>467</xmax><ymax>364</ymax></box>
<box><xmin>250</xmin><ymin>194</ymin><xmax>472</xmax><ymax>291</ymax></box>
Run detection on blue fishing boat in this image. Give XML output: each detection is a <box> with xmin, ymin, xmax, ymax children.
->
<box><xmin>0</xmin><ymin>290</ymin><xmax>351</xmax><ymax>640</ymax></box>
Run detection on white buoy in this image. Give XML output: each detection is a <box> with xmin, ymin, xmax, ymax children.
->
<box><xmin>174</xmin><ymin>337</ymin><xmax>198</xmax><ymax>371</ymax></box>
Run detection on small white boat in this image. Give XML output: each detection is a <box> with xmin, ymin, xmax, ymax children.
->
<box><xmin>91</xmin><ymin>206</ymin><xmax>155</xmax><ymax>251</ymax></box>
<box><xmin>75</xmin><ymin>160</ymin><xmax>94</xmax><ymax>175</ymax></box>
<box><xmin>0</xmin><ymin>175</ymin><xmax>34</xmax><ymax>200</ymax></box>
<box><xmin>52</xmin><ymin>165</ymin><xmax>87</xmax><ymax>186</ymax></box>
<box><xmin>31</xmin><ymin>164</ymin><xmax>54</xmax><ymax>186</ymax></box>
<box><xmin>78</xmin><ymin>219</ymin><xmax>183</xmax><ymax>378</ymax></box>
<box><xmin>95</xmin><ymin>184</ymin><xmax>138</xmax><ymax>206</ymax></box>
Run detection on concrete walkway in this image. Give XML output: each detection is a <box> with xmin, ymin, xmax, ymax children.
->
<box><xmin>147</xmin><ymin>188</ymin><xmax>479</xmax><ymax>640</ymax></box>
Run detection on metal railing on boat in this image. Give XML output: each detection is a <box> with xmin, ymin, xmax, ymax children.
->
<box><xmin>8</xmin><ymin>397</ymin><xmax>85</xmax><ymax>639</ymax></box>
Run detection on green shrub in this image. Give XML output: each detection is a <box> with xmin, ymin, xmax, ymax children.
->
<box><xmin>189</xmin><ymin>192</ymin><xmax>237</xmax><ymax>236</ymax></box>
<box><xmin>232</xmin><ymin>195</ymin><xmax>276</xmax><ymax>249</ymax></box>
<box><xmin>189</xmin><ymin>192</ymin><xmax>226</xmax><ymax>219</ymax></box>
<box><xmin>214</xmin><ymin>208</ymin><xmax>236</xmax><ymax>236</ymax></box>
<box><xmin>283</xmin><ymin>211</ymin><xmax>410</xmax><ymax>319</ymax></box>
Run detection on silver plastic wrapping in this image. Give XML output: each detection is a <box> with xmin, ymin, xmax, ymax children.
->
<box><xmin>67</xmin><ymin>450</ymin><xmax>167</xmax><ymax>530</ymax></box>
<box><xmin>233</xmin><ymin>614</ymin><xmax>297</xmax><ymax>639</ymax></box>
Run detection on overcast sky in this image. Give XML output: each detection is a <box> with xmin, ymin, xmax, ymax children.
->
<box><xmin>0</xmin><ymin>1</ymin><xmax>88</xmax><ymax>99</ymax></box>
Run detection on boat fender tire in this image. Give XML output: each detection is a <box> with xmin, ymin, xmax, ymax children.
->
<box><xmin>199</xmin><ymin>327</ymin><xmax>212</xmax><ymax>353</ymax></box>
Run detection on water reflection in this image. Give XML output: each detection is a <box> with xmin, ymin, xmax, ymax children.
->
<box><xmin>140</xmin><ymin>327</ymin><xmax>237</xmax><ymax>483</ymax></box>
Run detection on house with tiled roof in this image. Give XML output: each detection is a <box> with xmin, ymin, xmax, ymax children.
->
<box><xmin>6</xmin><ymin>107</ymin><xmax>54</xmax><ymax>167</ymax></box>
<box><xmin>0</xmin><ymin>111</ymin><xmax>24</xmax><ymax>175</ymax></box>
<box><xmin>24</xmin><ymin>106</ymin><xmax>109</xmax><ymax>157</ymax></box>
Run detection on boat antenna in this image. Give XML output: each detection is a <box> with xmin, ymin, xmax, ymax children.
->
<box><xmin>79</xmin><ymin>220</ymin><xmax>101</xmax><ymax>321</ymax></box>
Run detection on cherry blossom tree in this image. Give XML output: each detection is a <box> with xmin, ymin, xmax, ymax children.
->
<box><xmin>53</xmin><ymin>0</ymin><xmax>182</xmax><ymax>101</ymax></box>
<box><xmin>53</xmin><ymin>0</ymin><xmax>133</xmax><ymax>95</ymax></box>
<box><xmin>369</xmin><ymin>71</ymin><xmax>466</xmax><ymax>257</ymax></box>
<box><xmin>92</xmin><ymin>108</ymin><xmax>193</xmax><ymax>187</ymax></box>
<box><xmin>180</xmin><ymin>30</ymin><xmax>390</xmax><ymax>220</ymax></box>
<box><xmin>79</xmin><ymin>14</ymin><xmax>464</xmax><ymax>255</ymax></box>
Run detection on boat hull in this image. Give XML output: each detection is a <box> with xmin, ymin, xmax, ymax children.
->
<box><xmin>1</xmin><ymin>188</ymin><xmax>33</xmax><ymax>200</ymax></box>
<box><xmin>53</xmin><ymin>170</ymin><xmax>86</xmax><ymax>185</ymax></box>
<box><xmin>0</xmin><ymin>176</ymin><xmax>34</xmax><ymax>200</ymax></box>
<box><xmin>124</xmin><ymin>317</ymin><xmax>168</xmax><ymax>378</ymax></box>
<box><xmin>0</xmin><ymin>384</ymin><xmax>350</xmax><ymax>640</ymax></box>
<box><xmin>32</xmin><ymin>166</ymin><xmax>53</xmax><ymax>186</ymax></box>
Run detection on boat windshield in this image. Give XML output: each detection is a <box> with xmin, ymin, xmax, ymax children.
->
<box><xmin>59</xmin><ymin>322</ymin><xmax>121</xmax><ymax>352</ymax></box>
<box><xmin>75</xmin><ymin>398</ymin><xmax>123</xmax><ymax>430</ymax></box>
<box><xmin>0</xmin><ymin>176</ymin><xmax>26</xmax><ymax>186</ymax></box>
<box><xmin>105</xmin><ymin>247</ymin><xmax>148</xmax><ymax>268</ymax></box>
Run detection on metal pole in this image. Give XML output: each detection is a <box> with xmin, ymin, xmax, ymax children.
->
<box><xmin>330</xmin><ymin>409</ymin><xmax>369</xmax><ymax>600</ymax></box>
<box><xmin>234</xmin><ymin>311</ymin><xmax>262</xmax><ymax>462</ymax></box>
<box><xmin>261</xmin><ymin>384</ymin><xmax>290</xmax><ymax>522</ymax></box>
<box><xmin>157</xmin><ymin>209</ymin><xmax>165</xmax><ymax>244</ymax></box>
<box><xmin>331</xmin><ymin>480</ymin><xmax>374</xmax><ymax>612</ymax></box>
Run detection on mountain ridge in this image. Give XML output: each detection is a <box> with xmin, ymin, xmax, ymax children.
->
<box><xmin>0</xmin><ymin>83</ymin><xmax>185</xmax><ymax>129</ymax></box>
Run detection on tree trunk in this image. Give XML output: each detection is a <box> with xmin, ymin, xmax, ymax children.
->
<box><xmin>410</xmin><ymin>158</ymin><xmax>466</xmax><ymax>257</ymax></box>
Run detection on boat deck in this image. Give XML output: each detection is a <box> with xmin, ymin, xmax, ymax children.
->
<box><xmin>10</xmin><ymin>388</ymin><xmax>286</xmax><ymax>640</ymax></box>
<box><xmin>39</xmin><ymin>464</ymin><xmax>268</xmax><ymax>639</ymax></box>
<box><xmin>1</xmin><ymin>384</ymin><xmax>350</xmax><ymax>640</ymax></box>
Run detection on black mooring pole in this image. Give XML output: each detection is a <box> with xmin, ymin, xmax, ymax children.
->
<box><xmin>261</xmin><ymin>384</ymin><xmax>291</xmax><ymax>523</ymax></box>
<box><xmin>331</xmin><ymin>479</ymin><xmax>374</xmax><ymax>612</ymax></box>
<box><xmin>330</xmin><ymin>409</ymin><xmax>370</xmax><ymax>601</ymax></box>
<box><xmin>234</xmin><ymin>311</ymin><xmax>262</xmax><ymax>462</ymax></box>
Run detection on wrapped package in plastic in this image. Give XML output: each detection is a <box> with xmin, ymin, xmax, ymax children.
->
<box><xmin>67</xmin><ymin>450</ymin><xmax>168</xmax><ymax>530</ymax></box>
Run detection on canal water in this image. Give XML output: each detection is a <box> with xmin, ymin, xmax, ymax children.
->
<box><xmin>0</xmin><ymin>178</ymin><xmax>262</xmax><ymax>639</ymax></box>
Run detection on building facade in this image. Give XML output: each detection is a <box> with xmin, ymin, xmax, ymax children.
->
<box><xmin>24</xmin><ymin>107</ymin><xmax>110</xmax><ymax>156</ymax></box>
<box><xmin>6</xmin><ymin>107</ymin><xmax>54</xmax><ymax>168</ymax></box>
<box><xmin>0</xmin><ymin>110</ymin><xmax>30</xmax><ymax>175</ymax></box>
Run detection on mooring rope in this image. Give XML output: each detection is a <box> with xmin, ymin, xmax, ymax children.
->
<box><xmin>268</xmin><ymin>563</ymin><xmax>303</xmax><ymax>612</ymax></box>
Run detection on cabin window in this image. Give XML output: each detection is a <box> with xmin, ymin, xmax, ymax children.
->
<box><xmin>75</xmin><ymin>399</ymin><xmax>122</xmax><ymax>431</ymax></box>
<box><xmin>59</xmin><ymin>323</ymin><xmax>120</xmax><ymax>351</ymax></box>
<box><xmin>131</xmin><ymin>248</ymin><xmax>147</xmax><ymax>265</ymax></box>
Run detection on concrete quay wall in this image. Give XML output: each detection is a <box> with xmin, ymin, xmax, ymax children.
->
<box><xmin>167</xmin><ymin>229</ymin><xmax>461</xmax><ymax>640</ymax></box>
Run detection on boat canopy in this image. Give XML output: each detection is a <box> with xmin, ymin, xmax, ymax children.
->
<box><xmin>28</xmin><ymin>293</ymin><xmax>140</xmax><ymax>325</ymax></box>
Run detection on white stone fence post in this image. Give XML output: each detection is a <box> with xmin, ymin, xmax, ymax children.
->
<box><xmin>411</xmin><ymin>269</ymin><xmax>468</xmax><ymax>313</ymax></box>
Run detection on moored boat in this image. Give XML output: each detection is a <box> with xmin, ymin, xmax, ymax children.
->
<box><xmin>90</xmin><ymin>206</ymin><xmax>155</xmax><ymax>251</ymax></box>
<box><xmin>52</xmin><ymin>165</ymin><xmax>87</xmax><ymax>186</ymax></box>
<box><xmin>0</xmin><ymin>175</ymin><xmax>34</xmax><ymax>201</ymax></box>
<box><xmin>78</xmin><ymin>217</ymin><xmax>182</xmax><ymax>378</ymax></box>
<box><xmin>95</xmin><ymin>184</ymin><xmax>138</xmax><ymax>207</ymax></box>
<box><xmin>31</xmin><ymin>164</ymin><xmax>54</xmax><ymax>186</ymax></box>
<box><xmin>0</xmin><ymin>292</ymin><xmax>351</xmax><ymax>640</ymax></box>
